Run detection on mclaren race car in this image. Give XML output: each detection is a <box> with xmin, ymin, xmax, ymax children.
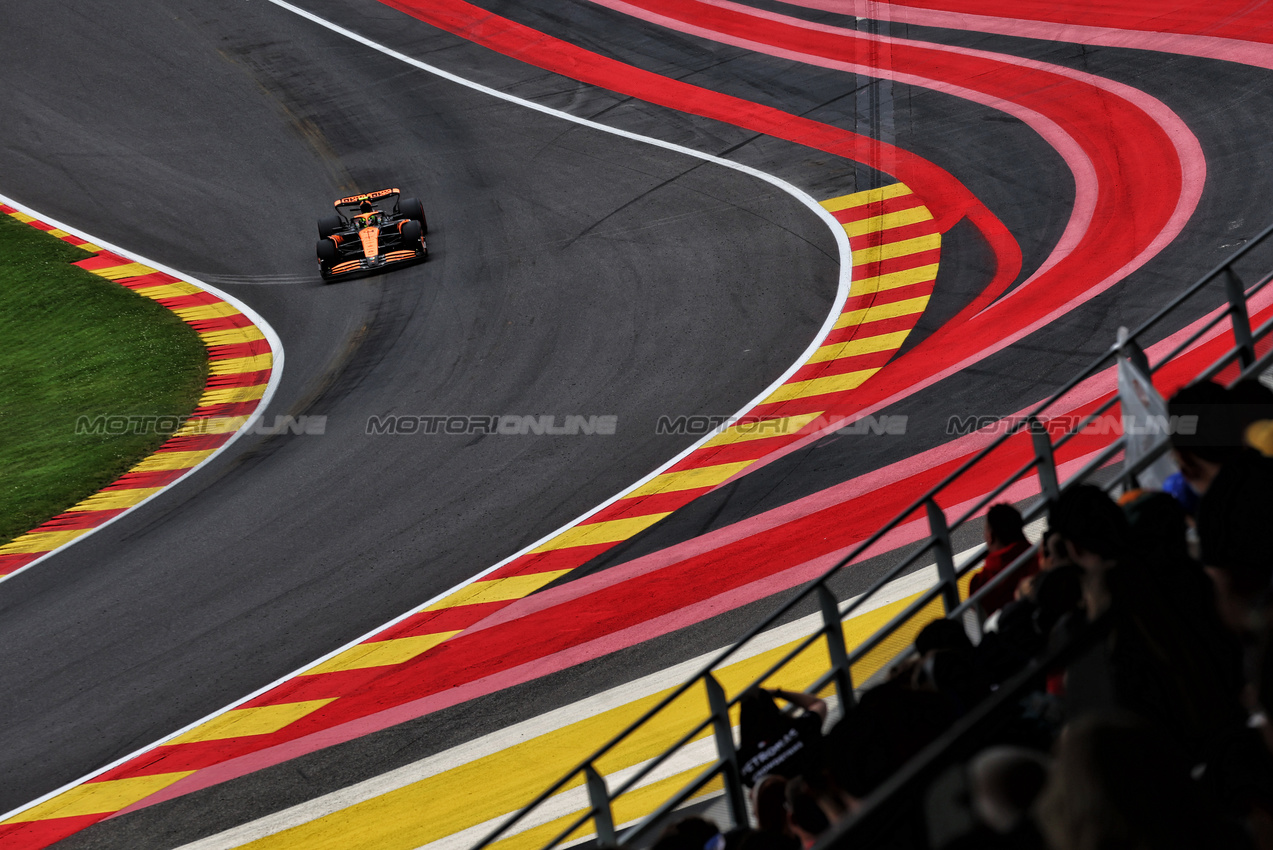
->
<box><xmin>316</xmin><ymin>188</ymin><xmax>427</xmax><ymax>280</ymax></box>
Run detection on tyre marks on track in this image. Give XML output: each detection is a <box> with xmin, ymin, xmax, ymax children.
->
<box><xmin>0</xmin><ymin>205</ymin><xmax>277</xmax><ymax>581</ymax></box>
<box><xmin>593</xmin><ymin>0</ymin><xmax>1204</xmax><ymax>447</ymax></box>
<box><xmin>158</xmin><ymin>283</ymin><xmax>1273</xmax><ymax>850</ymax></box>
<box><xmin>0</xmin><ymin>0</ymin><xmax>1221</xmax><ymax>840</ymax></box>
<box><xmin>0</xmin><ymin>183</ymin><xmax>942</xmax><ymax>845</ymax></box>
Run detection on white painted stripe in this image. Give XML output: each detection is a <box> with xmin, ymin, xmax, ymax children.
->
<box><xmin>264</xmin><ymin>0</ymin><xmax>854</xmax><ymax>529</ymax></box>
<box><xmin>0</xmin><ymin>0</ymin><xmax>855</xmax><ymax>826</ymax></box>
<box><xmin>0</xmin><ymin>207</ymin><xmax>286</xmax><ymax>820</ymax></box>
<box><xmin>411</xmin><ymin>738</ymin><xmax>724</xmax><ymax>850</ymax></box>
<box><xmin>0</xmin><ymin>195</ymin><xmax>285</xmax><ymax>588</ymax></box>
<box><xmin>170</xmin><ymin>546</ymin><xmax>985</xmax><ymax>850</ymax></box>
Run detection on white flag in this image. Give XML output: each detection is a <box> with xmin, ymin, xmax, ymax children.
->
<box><xmin>1116</xmin><ymin>327</ymin><xmax>1178</xmax><ymax>491</ymax></box>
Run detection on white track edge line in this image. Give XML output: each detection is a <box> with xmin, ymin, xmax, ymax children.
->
<box><xmin>174</xmin><ymin>556</ymin><xmax>961</xmax><ymax>850</ymax></box>
<box><xmin>0</xmin><ymin>194</ymin><xmax>286</xmax><ymax>818</ymax></box>
<box><xmin>0</xmin><ymin>1</ymin><xmax>853</xmax><ymax>824</ymax></box>
<box><xmin>0</xmin><ymin>193</ymin><xmax>287</xmax><ymax>589</ymax></box>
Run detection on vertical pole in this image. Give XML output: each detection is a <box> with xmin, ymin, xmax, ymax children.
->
<box><xmin>925</xmin><ymin>497</ymin><xmax>962</xmax><ymax>616</ymax></box>
<box><xmin>585</xmin><ymin>765</ymin><xmax>617</xmax><ymax>850</ymax></box>
<box><xmin>1030</xmin><ymin>417</ymin><xmax>1061</xmax><ymax>507</ymax></box>
<box><xmin>1224</xmin><ymin>267</ymin><xmax>1256</xmax><ymax>368</ymax></box>
<box><xmin>704</xmin><ymin>673</ymin><xmax>750</xmax><ymax>829</ymax></box>
<box><xmin>817</xmin><ymin>583</ymin><xmax>856</xmax><ymax>710</ymax></box>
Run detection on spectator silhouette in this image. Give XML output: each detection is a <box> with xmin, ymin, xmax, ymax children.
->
<box><xmin>784</xmin><ymin>776</ymin><xmax>829</xmax><ymax>848</ymax></box>
<box><xmin>1052</xmin><ymin>485</ymin><xmax>1248</xmax><ymax>768</ymax></box>
<box><xmin>970</xmin><ymin>504</ymin><xmax>1040</xmax><ymax>616</ymax></box>
<box><xmin>1035</xmin><ymin>713</ymin><xmax>1248</xmax><ymax>850</ymax></box>
<box><xmin>736</xmin><ymin>688</ymin><xmax>825</xmax><ymax>788</ymax></box>
<box><xmin>750</xmin><ymin>774</ymin><xmax>799</xmax><ymax>850</ymax></box>
<box><xmin>823</xmin><ymin>676</ymin><xmax>958</xmax><ymax>802</ymax></box>
<box><xmin>1169</xmin><ymin>380</ymin><xmax>1273</xmax><ymax>637</ymax></box>
<box><xmin>652</xmin><ymin>816</ymin><xmax>722</xmax><ymax>850</ymax></box>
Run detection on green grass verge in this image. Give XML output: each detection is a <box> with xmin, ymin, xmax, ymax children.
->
<box><xmin>0</xmin><ymin>213</ymin><xmax>208</xmax><ymax>546</ymax></box>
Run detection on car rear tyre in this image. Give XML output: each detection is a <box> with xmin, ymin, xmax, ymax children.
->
<box><xmin>317</xmin><ymin>215</ymin><xmax>342</xmax><ymax>238</ymax></box>
<box><xmin>399</xmin><ymin>197</ymin><xmax>426</xmax><ymax>232</ymax></box>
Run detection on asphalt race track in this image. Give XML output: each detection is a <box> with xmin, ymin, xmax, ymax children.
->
<box><xmin>0</xmin><ymin>0</ymin><xmax>837</xmax><ymax>816</ymax></box>
<box><xmin>4</xmin><ymin>0</ymin><xmax>1273</xmax><ymax>847</ymax></box>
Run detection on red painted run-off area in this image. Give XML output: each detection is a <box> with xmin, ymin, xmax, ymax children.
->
<box><xmin>0</xmin><ymin>0</ymin><xmax>1255</xmax><ymax>845</ymax></box>
<box><xmin>589</xmin><ymin>0</ymin><xmax>1200</xmax><ymax>430</ymax></box>
<box><xmin>895</xmin><ymin>0</ymin><xmax>1273</xmax><ymax>41</ymax></box>
<box><xmin>115</xmin><ymin>0</ymin><xmax>1198</xmax><ymax>793</ymax></box>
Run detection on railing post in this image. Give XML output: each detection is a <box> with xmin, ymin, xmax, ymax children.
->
<box><xmin>704</xmin><ymin>673</ymin><xmax>750</xmax><ymax>829</ymax></box>
<box><xmin>925</xmin><ymin>498</ymin><xmax>962</xmax><ymax>616</ymax></box>
<box><xmin>817</xmin><ymin>583</ymin><xmax>856</xmax><ymax>710</ymax></box>
<box><xmin>1029</xmin><ymin>416</ymin><xmax>1061</xmax><ymax>508</ymax></box>
<box><xmin>585</xmin><ymin>764</ymin><xmax>618</xmax><ymax>849</ymax></box>
<box><xmin>1223</xmin><ymin>267</ymin><xmax>1257</xmax><ymax>368</ymax></box>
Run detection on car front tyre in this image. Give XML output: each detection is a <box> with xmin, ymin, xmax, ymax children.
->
<box><xmin>318</xmin><ymin>215</ymin><xmax>342</xmax><ymax>239</ymax></box>
<box><xmin>399</xmin><ymin>198</ymin><xmax>426</xmax><ymax>233</ymax></box>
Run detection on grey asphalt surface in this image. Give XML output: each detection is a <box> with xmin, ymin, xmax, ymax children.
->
<box><xmin>0</xmin><ymin>0</ymin><xmax>837</xmax><ymax>821</ymax></box>
<box><xmin>4</xmin><ymin>0</ymin><xmax>1273</xmax><ymax>847</ymax></box>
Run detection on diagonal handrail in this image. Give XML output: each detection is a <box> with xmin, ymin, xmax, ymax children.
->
<box><xmin>472</xmin><ymin>220</ymin><xmax>1273</xmax><ymax>850</ymax></box>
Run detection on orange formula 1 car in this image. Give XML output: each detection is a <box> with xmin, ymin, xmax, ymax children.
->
<box><xmin>315</xmin><ymin>188</ymin><xmax>427</xmax><ymax>281</ymax></box>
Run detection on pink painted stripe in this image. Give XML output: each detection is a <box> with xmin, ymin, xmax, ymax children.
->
<box><xmin>593</xmin><ymin>0</ymin><xmax>1202</xmax><ymax>328</ymax></box>
<box><xmin>588</xmin><ymin>0</ymin><xmax>1205</xmax><ymax>493</ymax></box>
<box><xmin>115</xmin><ymin>291</ymin><xmax>1264</xmax><ymax>812</ymax></box>
<box><xmin>480</xmin><ymin>282</ymin><xmax>1269</xmax><ymax>632</ymax></box>
<box><xmin>120</xmin><ymin>440</ymin><xmax>1111</xmax><ymax>814</ymax></box>
<box><xmin>790</xmin><ymin>0</ymin><xmax>1273</xmax><ymax>72</ymax></box>
<box><xmin>723</xmin><ymin>267</ymin><xmax>1273</xmax><ymax>490</ymax></box>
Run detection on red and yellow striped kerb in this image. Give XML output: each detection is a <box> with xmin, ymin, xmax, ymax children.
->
<box><xmin>0</xmin><ymin>204</ymin><xmax>275</xmax><ymax>578</ymax></box>
<box><xmin>0</xmin><ymin>184</ymin><xmax>939</xmax><ymax>846</ymax></box>
<box><xmin>124</xmin><ymin>181</ymin><xmax>943</xmax><ymax>761</ymax></box>
<box><xmin>400</xmin><ymin>182</ymin><xmax>941</xmax><ymax>629</ymax></box>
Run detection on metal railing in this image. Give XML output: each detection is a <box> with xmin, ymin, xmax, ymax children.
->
<box><xmin>473</xmin><ymin>222</ymin><xmax>1273</xmax><ymax>850</ymax></box>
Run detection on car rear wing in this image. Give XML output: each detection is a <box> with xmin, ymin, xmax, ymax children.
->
<box><xmin>333</xmin><ymin>188</ymin><xmax>401</xmax><ymax>215</ymax></box>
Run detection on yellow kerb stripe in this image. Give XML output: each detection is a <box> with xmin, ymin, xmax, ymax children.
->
<box><xmin>173</xmin><ymin>302</ymin><xmax>243</xmax><ymax>322</ymax></box>
<box><xmin>130</xmin><ymin>450</ymin><xmax>217</xmax><ymax>472</ymax></box>
<box><xmin>173</xmin><ymin>416</ymin><xmax>250</xmax><ymax>436</ymax></box>
<box><xmin>424</xmin><ymin>571</ymin><xmax>573</xmax><ymax>611</ymax></box>
<box><xmin>852</xmin><ymin>234</ymin><xmax>941</xmax><ymax>266</ymax></box>
<box><xmin>702</xmin><ymin>412</ymin><xmax>824</xmax><ymax>446</ymax></box>
<box><xmin>485</xmin><ymin>768</ymin><xmax>721</xmax><ymax>850</ymax></box>
<box><xmin>852</xmin><ymin>263</ymin><xmax>939</xmax><ymax>295</ymax></box>
<box><xmin>90</xmin><ymin>262</ymin><xmax>155</xmax><ymax>280</ymax></box>
<box><xmin>302</xmin><ymin>632</ymin><xmax>462</xmax><ymax>675</ymax></box>
<box><xmin>624</xmin><ymin>461</ymin><xmax>753</xmax><ymax>498</ymax></box>
<box><xmin>166</xmin><ymin>699</ymin><xmax>336</xmax><ymax>746</ymax></box>
<box><xmin>131</xmin><ymin>281</ymin><xmax>204</xmax><ymax>299</ymax></box>
<box><xmin>209</xmin><ymin>353</ymin><xmax>273</xmax><ymax>375</ymax></box>
<box><xmin>808</xmin><ymin>331</ymin><xmax>912</xmax><ymax>363</ymax></box>
<box><xmin>819</xmin><ymin>182</ymin><xmax>910</xmax><ymax>212</ymax></box>
<box><xmin>198</xmin><ymin>384</ymin><xmax>268</xmax><ymax>406</ymax></box>
<box><xmin>833</xmin><ymin>296</ymin><xmax>931</xmax><ymax>330</ymax></box>
<box><xmin>2</xmin><ymin>772</ymin><xmax>195</xmax><ymax>823</ymax></box>
<box><xmin>216</xmin><ymin>589</ymin><xmax>950</xmax><ymax>850</ymax></box>
<box><xmin>531</xmin><ymin>514</ymin><xmax>671</xmax><ymax>553</ymax></box>
<box><xmin>842</xmin><ymin>206</ymin><xmax>932</xmax><ymax>238</ymax></box>
<box><xmin>0</xmin><ymin>528</ymin><xmax>90</xmax><ymax>555</ymax></box>
<box><xmin>200</xmin><ymin>326</ymin><xmax>265</xmax><ymax>347</ymax></box>
<box><xmin>764</xmin><ymin>369</ymin><xmax>879</xmax><ymax>404</ymax></box>
<box><xmin>8</xmin><ymin>212</ymin><xmax>35</xmax><ymax>222</ymax></box>
<box><xmin>66</xmin><ymin>487</ymin><xmax>165</xmax><ymax>512</ymax></box>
